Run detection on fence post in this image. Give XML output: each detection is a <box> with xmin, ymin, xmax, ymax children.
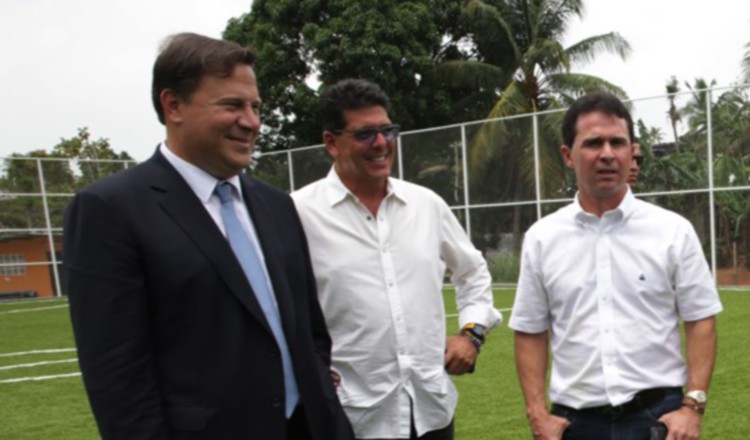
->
<box><xmin>706</xmin><ymin>88</ymin><xmax>717</xmax><ymax>282</ymax></box>
<box><xmin>460</xmin><ymin>124</ymin><xmax>472</xmax><ymax>239</ymax></box>
<box><xmin>36</xmin><ymin>158</ymin><xmax>63</xmax><ymax>297</ymax></box>
<box><xmin>532</xmin><ymin>112</ymin><xmax>542</xmax><ymax>221</ymax></box>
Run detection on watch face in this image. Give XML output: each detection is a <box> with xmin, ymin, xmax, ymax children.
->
<box><xmin>687</xmin><ymin>390</ymin><xmax>707</xmax><ymax>403</ymax></box>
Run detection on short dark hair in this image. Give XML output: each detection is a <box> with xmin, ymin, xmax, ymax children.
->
<box><xmin>562</xmin><ymin>92</ymin><xmax>634</xmax><ymax>148</ymax></box>
<box><xmin>151</xmin><ymin>33</ymin><xmax>256</xmax><ymax>124</ymax></box>
<box><xmin>318</xmin><ymin>79</ymin><xmax>391</xmax><ymax>131</ymax></box>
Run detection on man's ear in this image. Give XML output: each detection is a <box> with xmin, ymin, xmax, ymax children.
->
<box><xmin>323</xmin><ymin>131</ymin><xmax>340</xmax><ymax>159</ymax></box>
<box><xmin>560</xmin><ymin>145</ymin><xmax>574</xmax><ymax>168</ymax></box>
<box><xmin>160</xmin><ymin>89</ymin><xmax>184</xmax><ymax>124</ymax></box>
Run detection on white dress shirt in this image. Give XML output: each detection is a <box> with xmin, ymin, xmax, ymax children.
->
<box><xmin>159</xmin><ymin>143</ymin><xmax>278</xmax><ymax>309</ymax></box>
<box><xmin>292</xmin><ymin>169</ymin><xmax>501</xmax><ymax>438</ymax></box>
<box><xmin>509</xmin><ymin>189</ymin><xmax>723</xmax><ymax>409</ymax></box>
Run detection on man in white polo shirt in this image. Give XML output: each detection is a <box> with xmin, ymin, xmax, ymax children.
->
<box><xmin>510</xmin><ymin>92</ymin><xmax>722</xmax><ymax>440</ymax></box>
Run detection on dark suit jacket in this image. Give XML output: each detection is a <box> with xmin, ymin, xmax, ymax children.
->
<box><xmin>64</xmin><ymin>150</ymin><xmax>353</xmax><ymax>439</ymax></box>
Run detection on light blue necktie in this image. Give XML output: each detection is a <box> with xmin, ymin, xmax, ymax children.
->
<box><xmin>215</xmin><ymin>182</ymin><xmax>299</xmax><ymax>418</ymax></box>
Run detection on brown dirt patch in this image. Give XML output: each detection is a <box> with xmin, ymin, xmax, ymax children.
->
<box><xmin>716</xmin><ymin>258</ymin><xmax>750</xmax><ymax>287</ymax></box>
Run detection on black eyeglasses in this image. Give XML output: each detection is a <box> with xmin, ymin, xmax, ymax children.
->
<box><xmin>331</xmin><ymin>124</ymin><xmax>400</xmax><ymax>145</ymax></box>
<box><xmin>634</xmin><ymin>155</ymin><xmax>644</xmax><ymax>166</ymax></box>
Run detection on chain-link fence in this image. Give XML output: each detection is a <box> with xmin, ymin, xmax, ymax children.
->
<box><xmin>3</xmin><ymin>84</ymin><xmax>749</xmax><ymax>298</ymax></box>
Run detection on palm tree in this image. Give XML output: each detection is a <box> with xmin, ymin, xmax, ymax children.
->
<box><xmin>434</xmin><ymin>0</ymin><xmax>631</xmax><ymax>254</ymax></box>
<box><xmin>463</xmin><ymin>0</ymin><xmax>630</xmax><ymax>197</ymax></box>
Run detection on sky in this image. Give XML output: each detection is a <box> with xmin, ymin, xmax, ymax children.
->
<box><xmin>1</xmin><ymin>0</ymin><xmax>749</xmax><ymax>161</ymax></box>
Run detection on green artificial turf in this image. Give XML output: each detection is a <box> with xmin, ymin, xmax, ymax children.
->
<box><xmin>0</xmin><ymin>290</ymin><xmax>746</xmax><ymax>439</ymax></box>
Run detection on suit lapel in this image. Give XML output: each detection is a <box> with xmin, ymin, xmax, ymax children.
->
<box><xmin>146</xmin><ymin>152</ymin><xmax>273</xmax><ymax>335</ymax></box>
<box><xmin>241</xmin><ymin>175</ymin><xmax>297</xmax><ymax>340</ymax></box>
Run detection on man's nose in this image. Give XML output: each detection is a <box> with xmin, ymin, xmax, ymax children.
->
<box><xmin>237</xmin><ymin>106</ymin><xmax>261</xmax><ymax>130</ymax></box>
<box><xmin>600</xmin><ymin>142</ymin><xmax>616</xmax><ymax>160</ymax></box>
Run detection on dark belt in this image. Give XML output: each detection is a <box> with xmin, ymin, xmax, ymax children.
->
<box><xmin>553</xmin><ymin>387</ymin><xmax>681</xmax><ymax>416</ymax></box>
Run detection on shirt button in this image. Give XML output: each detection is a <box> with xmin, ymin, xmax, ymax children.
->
<box><xmin>271</xmin><ymin>397</ymin><xmax>282</xmax><ymax>408</ymax></box>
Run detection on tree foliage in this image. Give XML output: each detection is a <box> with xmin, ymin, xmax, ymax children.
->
<box><xmin>0</xmin><ymin>128</ymin><xmax>133</xmax><ymax>230</ymax></box>
<box><xmin>637</xmin><ymin>81</ymin><xmax>750</xmax><ymax>272</ymax></box>
<box><xmin>445</xmin><ymin>0</ymin><xmax>631</xmax><ymax>254</ymax></box>
<box><xmin>224</xmin><ymin>0</ymin><xmax>466</xmax><ymax>151</ymax></box>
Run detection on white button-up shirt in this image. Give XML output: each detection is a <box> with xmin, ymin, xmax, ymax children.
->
<box><xmin>509</xmin><ymin>190</ymin><xmax>723</xmax><ymax>409</ymax></box>
<box><xmin>292</xmin><ymin>169</ymin><xmax>501</xmax><ymax>438</ymax></box>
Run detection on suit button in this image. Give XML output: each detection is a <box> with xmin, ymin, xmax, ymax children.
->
<box><xmin>272</xmin><ymin>397</ymin><xmax>282</xmax><ymax>408</ymax></box>
<box><xmin>268</xmin><ymin>347</ymin><xmax>279</xmax><ymax>358</ymax></box>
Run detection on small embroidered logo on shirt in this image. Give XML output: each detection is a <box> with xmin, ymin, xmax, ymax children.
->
<box><xmin>639</xmin><ymin>274</ymin><xmax>646</xmax><ymax>281</ymax></box>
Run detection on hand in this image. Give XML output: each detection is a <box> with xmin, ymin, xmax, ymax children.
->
<box><xmin>529</xmin><ymin>411</ymin><xmax>570</xmax><ymax>440</ymax></box>
<box><xmin>659</xmin><ymin>406</ymin><xmax>702</xmax><ymax>440</ymax></box>
<box><xmin>444</xmin><ymin>335</ymin><xmax>478</xmax><ymax>375</ymax></box>
<box><xmin>330</xmin><ymin>370</ymin><xmax>341</xmax><ymax>388</ymax></box>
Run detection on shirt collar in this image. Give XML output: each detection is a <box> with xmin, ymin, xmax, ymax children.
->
<box><xmin>573</xmin><ymin>187</ymin><xmax>635</xmax><ymax>224</ymax></box>
<box><xmin>323</xmin><ymin>167</ymin><xmax>407</xmax><ymax>207</ymax></box>
<box><xmin>160</xmin><ymin>143</ymin><xmax>243</xmax><ymax>202</ymax></box>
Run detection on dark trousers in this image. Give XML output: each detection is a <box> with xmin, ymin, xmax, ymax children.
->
<box><xmin>357</xmin><ymin>419</ymin><xmax>454</xmax><ymax>440</ymax></box>
<box><xmin>551</xmin><ymin>388</ymin><xmax>683</xmax><ymax>440</ymax></box>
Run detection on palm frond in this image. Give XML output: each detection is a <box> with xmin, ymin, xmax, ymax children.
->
<box><xmin>544</xmin><ymin>72</ymin><xmax>629</xmax><ymax>103</ymax></box>
<box><xmin>431</xmin><ymin>60</ymin><xmax>507</xmax><ymax>90</ymax></box>
<box><xmin>463</xmin><ymin>0</ymin><xmax>522</xmax><ymax>62</ymax></box>
<box><xmin>522</xmin><ymin>38</ymin><xmax>569</xmax><ymax>73</ymax></box>
<box><xmin>566</xmin><ymin>32</ymin><xmax>631</xmax><ymax>66</ymax></box>
<box><xmin>487</xmin><ymin>80</ymin><xmax>533</xmax><ymax>119</ymax></box>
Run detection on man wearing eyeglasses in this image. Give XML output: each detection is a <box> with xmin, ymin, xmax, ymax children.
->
<box><xmin>292</xmin><ymin>79</ymin><xmax>502</xmax><ymax>440</ymax></box>
<box><xmin>627</xmin><ymin>142</ymin><xmax>644</xmax><ymax>188</ymax></box>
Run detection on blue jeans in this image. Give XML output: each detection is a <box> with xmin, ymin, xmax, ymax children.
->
<box><xmin>551</xmin><ymin>389</ymin><xmax>683</xmax><ymax>440</ymax></box>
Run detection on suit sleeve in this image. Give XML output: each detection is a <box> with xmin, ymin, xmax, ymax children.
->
<box><xmin>64</xmin><ymin>190</ymin><xmax>168</xmax><ymax>439</ymax></box>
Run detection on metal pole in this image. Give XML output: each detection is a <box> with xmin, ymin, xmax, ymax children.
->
<box><xmin>37</xmin><ymin>158</ymin><xmax>63</xmax><ymax>297</ymax></box>
<box><xmin>397</xmin><ymin>135</ymin><xmax>404</xmax><ymax>180</ymax></box>
<box><xmin>460</xmin><ymin>124</ymin><xmax>472</xmax><ymax>238</ymax></box>
<box><xmin>287</xmin><ymin>151</ymin><xmax>295</xmax><ymax>191</ymax></box>
<box><xmin>705</xmin><ymin>88</ymin><xmax>717</xmax><ymax>282</ymax></box>
<box><xmin>532</xmin><ymin>113</ymin><xmax>542</xmax><ymax>220</ymax></box>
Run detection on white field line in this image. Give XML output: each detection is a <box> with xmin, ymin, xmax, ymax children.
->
<box><xmin>445</xmin><ymin>307</ymin><xmax>512</xmax><ymax>318</ymax></box>
<box><xmin>0</xmin><ymin>348</ymin><xmax>76</xmax><ymax>358</ymax></box>
<box><xmin>0</xmin><ymin>372</ymin><xmax>81</xmax><ymax>385</ymax></box>
<box><xmin>0</xmin><ymin>304</ymin><xmax>69</xmax><ymax>315</ymax></box>
<box><xmin>0</xmin><ymin>358</ymin><xmax>77</xmax><ymax>371</ymax></box>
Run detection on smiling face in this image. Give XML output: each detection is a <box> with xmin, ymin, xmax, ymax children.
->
<box><xmin>561</xmin><ymin>111</ymin><xmax>634</xmax><ymax>215</ymax></box>
<box><xmin>325</xmin><ymin>105</ymin><xmax>395</xmax><ymax>193</ymax></box>
<box><xmin>162</xmin><ymin>63</ymin><xmax>261</xmax><ymax>179</ymax></box>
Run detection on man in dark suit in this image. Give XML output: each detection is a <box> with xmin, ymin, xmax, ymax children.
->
<box><xmin>63</xmin><ymin>32</ymin><xmax>353</xmax><ymax>440</ymax></box>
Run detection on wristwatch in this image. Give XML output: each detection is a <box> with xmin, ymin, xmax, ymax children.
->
<box><xmin>461</xmin><ymin>323</ymin><xmax>487</xmax><ymax>341</ymax></box>
<box><xmin>683</xmin><ymin>390</ymin><xmax>707</xmax><ymax>415</ymax></box>
<box><xmin>685</xmin><ymin>390</ymin><xmax>707</xmax><ymax>404</ymax></box>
